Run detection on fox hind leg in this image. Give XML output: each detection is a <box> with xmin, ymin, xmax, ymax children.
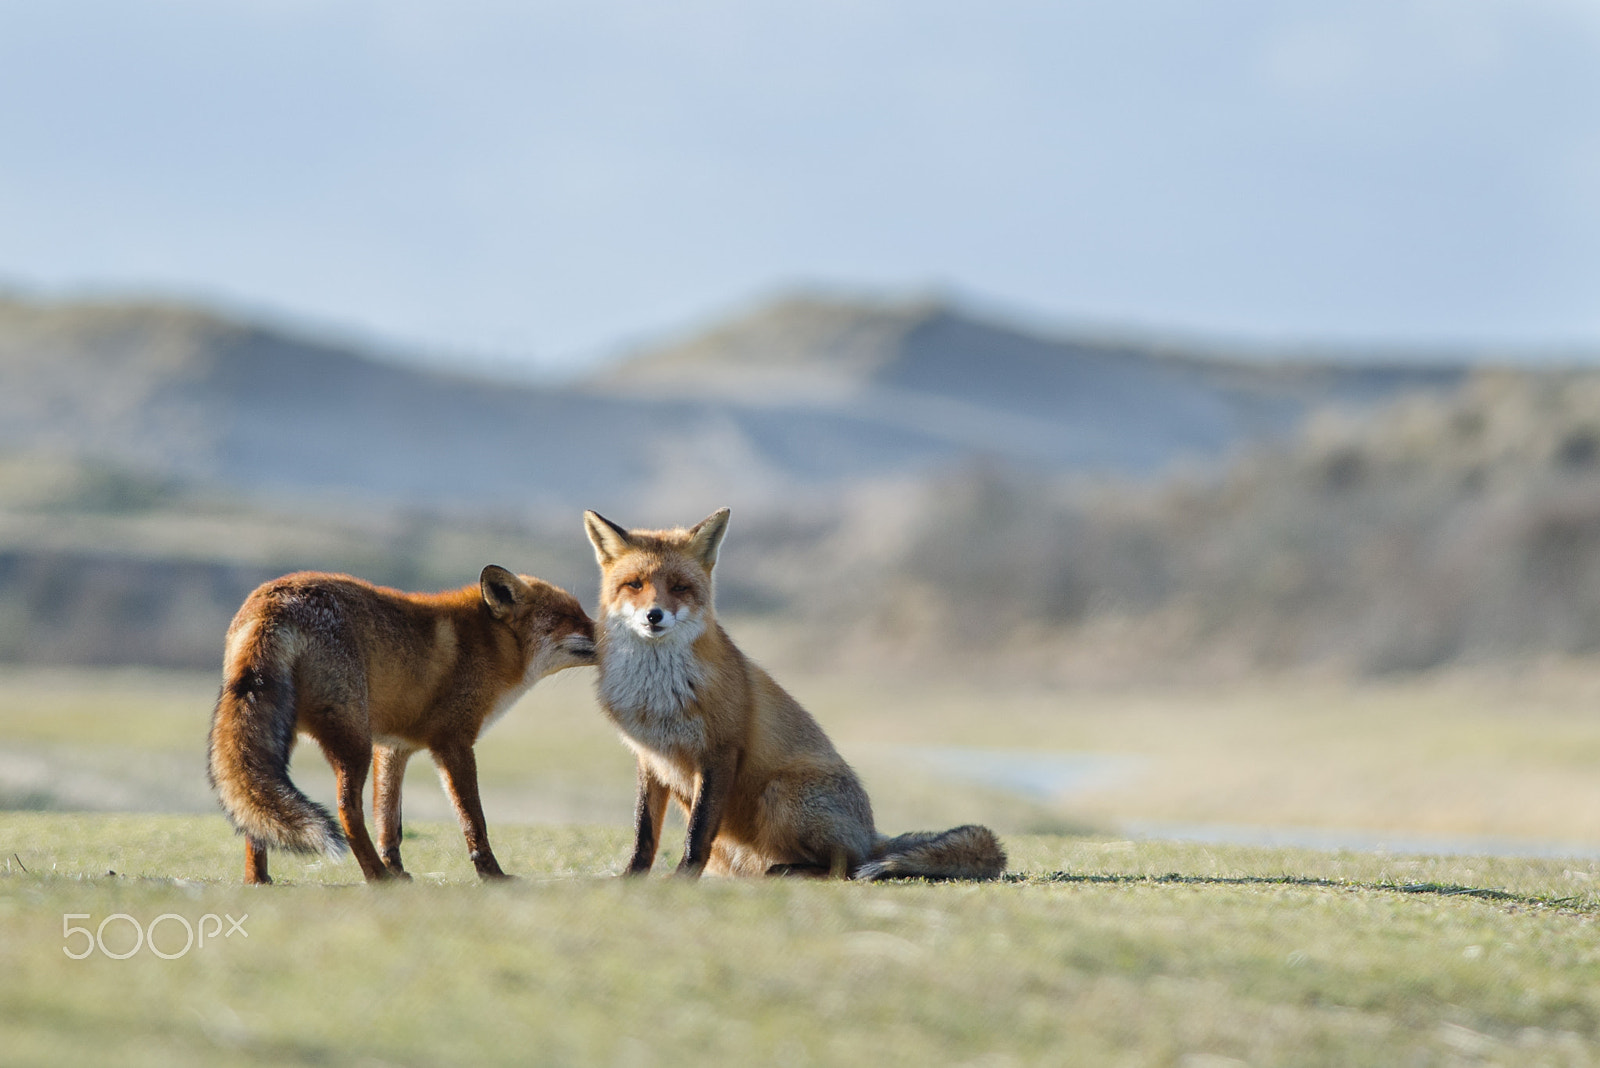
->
<box><xmin>757</xmin><ymin>770</ymin><xmax>874</xmax><ymax>879</ymax></box>
<box><xmin>244</xmin><ymin>835</ymin><xmax>272</xmax><ymax>885</ymax></box>
<box><xmin>765</xmin><ymin>848</ymin><xmax>852</xmax><ymax>879</ymax></box>
<box><xmin>311</xmin><ymin>715</ymin><xmax>389</xmax><ymax>883</ymax></box>
<box><xmin>765</xmin><ymin>862</ymin><xmax>831</xmax><ymax>878</ymax></box>
<box><xmin>372</xmin><ymin>743</ymin><xmax>416</xmax><ymax>879</ymax></box>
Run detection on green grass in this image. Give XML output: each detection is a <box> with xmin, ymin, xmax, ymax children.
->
<box><xmin>3</xmin><ymin>813</ymin><xmax>1600</xmax><ymax>1067</ymax></box>
<box><xmin>6</xmin><ymin>665</ymin><xmax>1600</xmax><ymax>1064</ymax></box>
<box><xmin>10</xmin><ymin>661</ymin><xmax>1600</xmax><ymax>842</ymax></box>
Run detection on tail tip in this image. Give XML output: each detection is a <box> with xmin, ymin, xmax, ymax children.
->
<box><xmin>852</xmin><ymin>858</ymin><xmax>893</xmax><ymax>881</ymax></box>
<box><xmin>318</xmin><ymin>824</ymin><xmax>349</xmax><ymax>860</ymax></box>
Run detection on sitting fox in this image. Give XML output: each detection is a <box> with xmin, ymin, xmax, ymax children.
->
<box><xmin>583</xmin><ymin>508</ymin><xmax>1005</xmax><ymax>880</ymax></box>
<box><xmin>207</xmin><ymin>567</ymin><xmax>594</xmax><ymax>884</ymax></box>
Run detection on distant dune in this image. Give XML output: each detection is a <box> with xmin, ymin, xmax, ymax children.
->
<box><xmin>12</xmin><ymin>290</ymin><xmax>1569</xmax><ymax>673</ymax></box>
<box><xmin>0</xmin><ymin>292</ymin><xmax>1466</xmax><ymax>515</ymax></box>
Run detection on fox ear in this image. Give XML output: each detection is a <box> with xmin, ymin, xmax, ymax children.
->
<box><xmin>480</xmin><ymin>565</ymin><xmax>526</xmax><ymax>620</ymax></box>
<box><xmin>584</xmin><ymin>510</ymin><xmax>633</xmax><ymax>565</ymax></box>
<box><xmin>687</xmin><ymin>507</ymin><xmax>731</xmax><ymax>569</ymax></box>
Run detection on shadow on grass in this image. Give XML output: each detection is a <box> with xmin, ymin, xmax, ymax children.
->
<box><xmin>1007</xmin><ymin>870</ymin><xmax>1600</xmax><ymax>914</ymax></box>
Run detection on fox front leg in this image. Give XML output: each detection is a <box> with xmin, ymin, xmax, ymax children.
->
<box><xmin>432</xmin><ymin>744</ymin><xmax>508</xmax><ymax>879</ymax></box>
<box><xmin>626</xmin><ymin>761</ymin><xmax>669</xmax><ymax>876</ymax></box>
<box><xmin>676</xmin><ymin>750</ymin><xmax>738</xmax><ymax>878</ymax></box>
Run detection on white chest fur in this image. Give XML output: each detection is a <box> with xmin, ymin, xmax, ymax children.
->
<box><xmin>479</xmin><ymin>639</ymin><xmax>570</xmax><ymax>739</ymax></box>
<box><xmin>598</xmin><ymin>615</ymin><xmax>708</xmax><ymax>756</ymax></box>
<box><xmin>480</xmin><ymin>665</ymin><xmax>538</xmax><ymax>738</ymax></box>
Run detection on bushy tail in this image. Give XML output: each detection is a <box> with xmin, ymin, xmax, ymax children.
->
<box><xmin>854</xmin><ymin>824</ymin><xmax>1006</xmax><ymax>881</ymax></box>
<box><xmin>207</xmin><ymin>649</ymin><xmax>345</xmax><ymax>858</ymax></box>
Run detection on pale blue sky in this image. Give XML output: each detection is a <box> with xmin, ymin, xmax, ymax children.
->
<box><xmin>1</xmin><ymin>1</ymin><xmax>1597</xmax><ymax>370</ymax></box>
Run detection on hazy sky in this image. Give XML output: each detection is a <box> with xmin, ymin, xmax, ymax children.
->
<box><xmin>1</xmin><ymin>1</ymin><xmax>1597</xmax><ymax>370</ymax></box>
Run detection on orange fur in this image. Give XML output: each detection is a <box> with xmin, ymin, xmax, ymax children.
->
<box><xmin>585</xmin><ymin>508</ymin><xmax>1005</xmax><ymax>880</ymax></box>
<box><xmin>207</xmin><ymin>567</ymin><xmax>593</xmax><ymax>884</ymax></box>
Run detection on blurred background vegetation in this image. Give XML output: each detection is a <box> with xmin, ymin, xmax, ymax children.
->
<box><xmin>2</xmin><ymin>291</ymin><xmax>1597</xmax><ymax>681</ymax></box>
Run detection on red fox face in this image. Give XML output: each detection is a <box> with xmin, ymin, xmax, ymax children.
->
<box><xmin>480</xmin><ymin>565</ymin><xmax>597</xmax><ymax>673</ymax></box>
<box><xmin>606</xmin><ymin>561</ymin><xmax>709</xmax><ymax>640</ymax></box>
<box><xmin>584</xmin><ymin>508</ymin><xmax>730</xmax><ymax>644</ymax></box>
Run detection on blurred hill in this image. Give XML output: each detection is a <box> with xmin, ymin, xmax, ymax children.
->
<box><xmin>0</xmin><ymin>293</ymin><xmax>1460</xmax><ymax>512</ymax></box>
<box><xmin>590</xmin><ymin>295</ymin><xmax>1462</xmax><ymax>474</ymax></box>
<box><xmin>0</xmin><ymin>289</ymin><xmax>1569</xmax><ymax>675</ymax></box>
<box><xmin>783</xmin><ymin>371</ymin><xmax>1600</xmax><ymax>679</ymax></box>
<box><xmin>0</xmin><ymin>296</ymin><xmax>648</xmax><ymax>513</ymax></box>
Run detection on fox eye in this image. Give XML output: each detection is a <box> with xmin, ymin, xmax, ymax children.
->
<box><xmin>670</xmin><ymin>584</ymin><xmax>691</xmax><ymax>594</ymax></box>
<box><xmin>624</xmin><ymin>579</ymin><xmax>643</xmax><ymax>591</ymax></box>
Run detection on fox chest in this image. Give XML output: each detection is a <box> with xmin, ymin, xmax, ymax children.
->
<box><xmin>597</xmin><ymin>641</ymin><xmax>708</xmax><ymax>759</ymax></box>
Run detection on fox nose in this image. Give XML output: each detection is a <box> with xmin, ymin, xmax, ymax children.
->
<box><xmin>645</xmin><ymin>607</ymin><xmax>664</xmax><ymax>626</ymax></box>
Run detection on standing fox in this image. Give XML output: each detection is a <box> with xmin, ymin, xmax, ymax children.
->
<box><xmin>207</xmin><ymin>567</ymin><xmax>594</xmax><ymax>885</ymax></box>
<box><xmin>584</xmin><ymin>508</ymin><xmax>1006</xmax><ymax>880</ymax></box>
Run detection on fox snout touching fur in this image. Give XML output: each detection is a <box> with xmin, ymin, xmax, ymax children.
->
<box><xmin>584</xmin><ymin>507</ymin><xmax>1006</xmax><ymax>881</ymax></box>
<box><xmin>207</xmin><ymin>567</ymin><xmax>594</xmax><ymax>885</ymax></box>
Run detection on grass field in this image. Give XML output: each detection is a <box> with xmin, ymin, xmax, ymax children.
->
<box><xmin>3</xmin><ymin>659</ymin><xmax>1600</xmax><ymax>1065</ymax></box>
<box><xmin>3</xmin><ymin>814</ymin><xmax>1599</xmax><ymax>1067</ymax></box>
<box><xmin>7</xmin><ymin>652</ymin><xmax>1600</xmax><ymax>843</ymax></box>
